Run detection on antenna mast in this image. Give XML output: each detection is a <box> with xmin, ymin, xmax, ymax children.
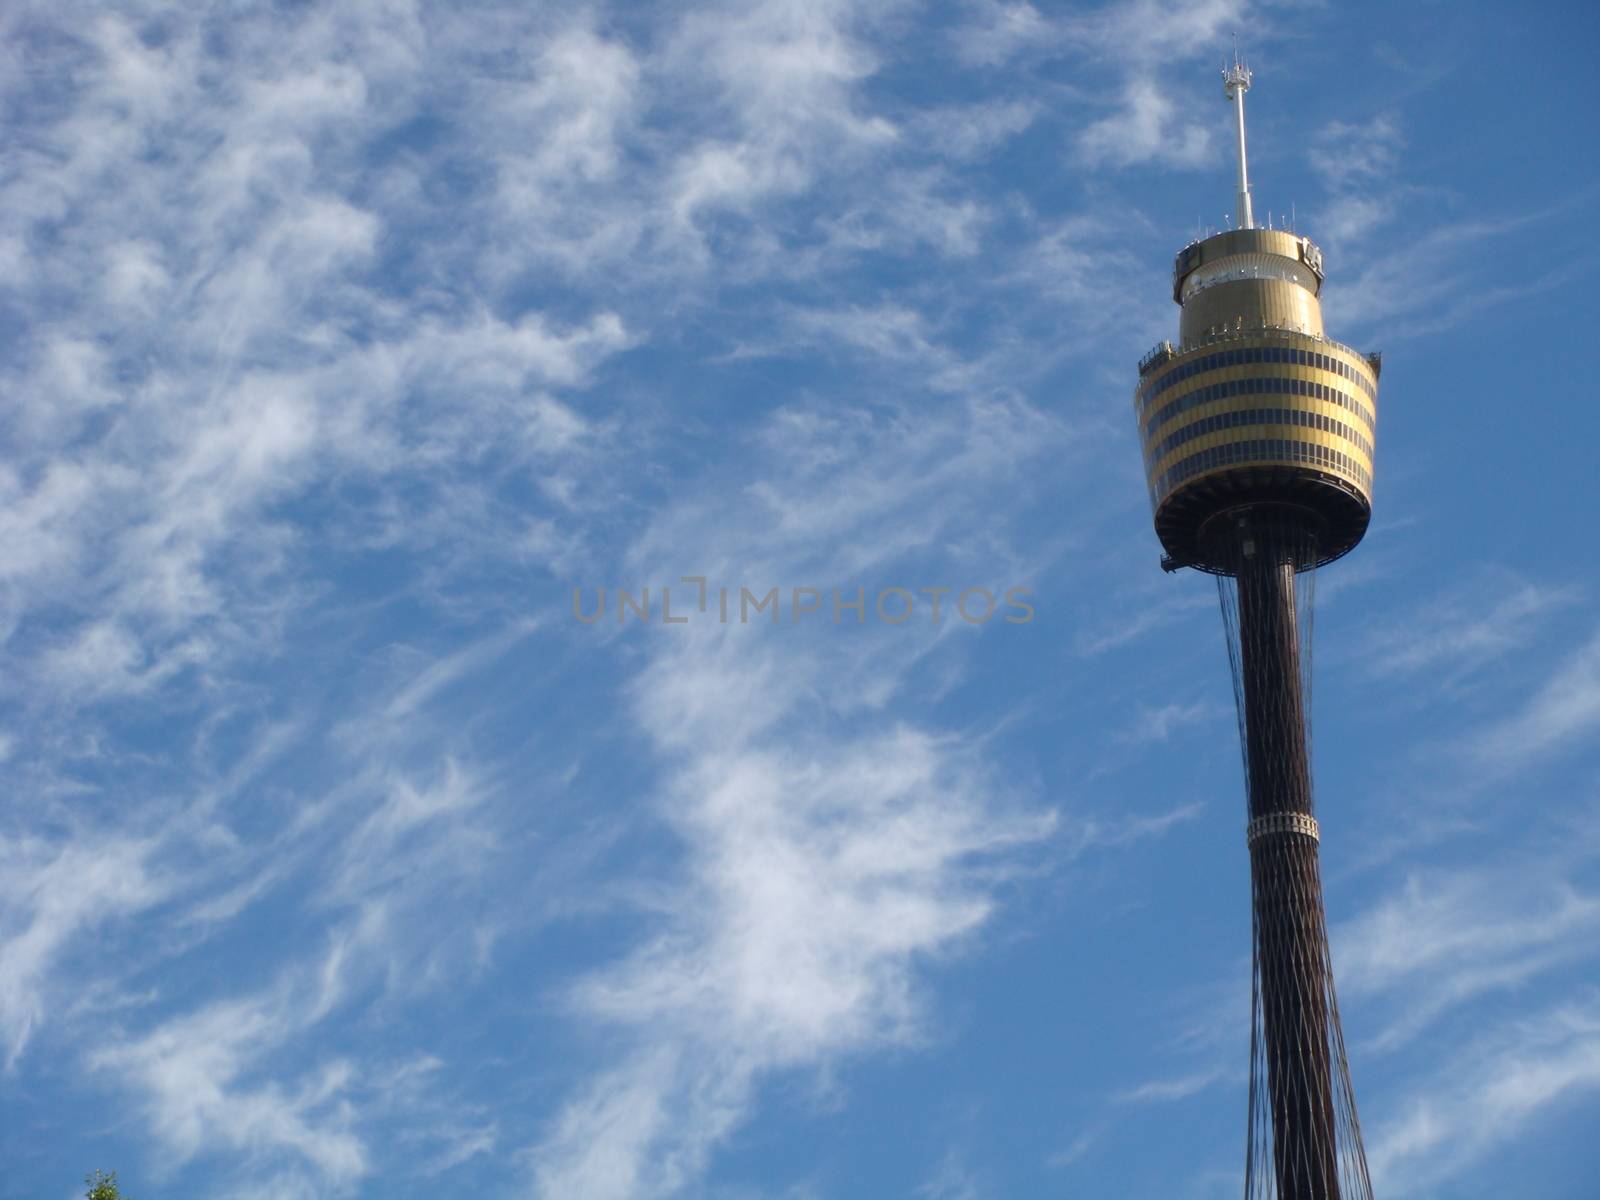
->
<box><xmin>1223</xmin><ymin>50</ymin><xmax>1255</xmax><ymax>230</ymax></box>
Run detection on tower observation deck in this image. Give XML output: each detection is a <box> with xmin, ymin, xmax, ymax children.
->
<box><xmin>1132</xmin><ymin>60</ymin><xmax>1378</xmax><ymax>1200</ymax></box>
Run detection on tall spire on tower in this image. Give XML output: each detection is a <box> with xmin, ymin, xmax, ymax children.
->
<box><xmin>1223</xmin><ymin>44</ymin><xmax>1255</xmax><ymax>230</ymax></box>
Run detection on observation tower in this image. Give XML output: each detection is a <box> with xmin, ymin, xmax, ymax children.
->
<box><xmin>1133</xmin><ymin>59</ymin><xmax>1379</xmax><ymax>1199</ymax></box>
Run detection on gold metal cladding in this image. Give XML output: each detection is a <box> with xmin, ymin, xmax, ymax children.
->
<box><xmin>1147</xmin><ymin>449</ymin><xmax>1370</xmax><ymax>506</ymax></box>
<box><xmin>1133</xmin><ymin>346</ymin><xmax>1379</xmax><ymax>426</ymax></box>
<box><xmin>1152</xmin><ymin>435</ymin><xmax>1376</xmax><ymax>489</ymax></box>
<box><xmin>1147</xmin><ymin>428</ymin><xmax>1373</xmax><ymax>481</ymax></box>
<box><xmin>1143</xmin><ymin>410</ymin><xmax>1375</xmax><ymax>481</ymax></box>
<box><xmin>1133</xmin><ymin>329</ymin><xmax>1381</xmax><ymax>526</ymax></box>
<box><xmin>1172</xmin><ymin>228</ymin><xmax>1324</xmax><ymax>302</ymax></box>
<box><xmin>1247</xmin><ymin>812</ymin><xmax>1321</xmax><ymax>845</ymax></box>
<box><xmin>1134</xmin><ymin>336</ymin><xmax>1378</xmax><ymax>420</ymax></box>
<box><xmin>1179</xmin><ymin>277</ymin><xmax>1324</xmax><ymax>344</ymax></box>
<box><xmin>1147</xmin><ymin>440</ymin><xmax>1375</xmax><ymax>510</ymax></box>
<box><xmin>1134</xmin><ymin>336</ymin><xmax>1379</xmax><ymax>498</ymax></box>
<box><xmin>1142</xmin><ymin>372</ymin><xmax>1377</xmax><ymax>444</ymax></box>
<box><xmin>1138</xmin><ymin>352</ymin><xmax>1380</xmax><ymax>406</ymax></box>
<box><xmin>1151</xmin><ymin>455</ymin><xmax>1374</xmax><ymax>515</ymax></box>
<box><xmin>1140</xmin><ymin>393</ymin><xmax>1376</xmax><ymax>469</ymax></box>
<box><xmin>1179</xmin><ymin>252</ymin><xmax>1320</xmax><ymax>303</ymax></box>
<box><xmin>1143</xmin><ymin>387</ymin><xmax>1375</xmax><ymax>463</ymax></box>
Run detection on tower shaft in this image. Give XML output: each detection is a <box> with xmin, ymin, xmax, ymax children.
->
<box><xmin>1235</xmin><ymin>551</ymin><xmax>1309</xmax><ymax>824</ymax></box>
<box><xmin>1235</xmin><ymin>542</ymin><xmax>1339</xmax><ymax>1198</ymax></box>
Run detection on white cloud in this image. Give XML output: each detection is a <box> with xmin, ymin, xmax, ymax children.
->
<box><xmin>532</xmin><ymin>722</ymin><xmax>1050</xmax><ymax>1199</ymax></box>
<box><xmin>1072</xmin><ymin>586</ymin><xmax>1214</xmax><ymax>656</ymax></box>
<box><xmin>1308</xmin><ymin>115</ymin><xmax>1407</xmax><ymax>244</ymax></box>
<box><xmin>1077</xmin><ymin>78</ymin><xmax>1211</xmax><ymax>169</ymax></box>
<box><xmin>1474</xmin><ymin>625</ymin><xmax>1600</xmax><ymax>766</ymax></box>
<box><xmin>91</xmin><ymin>971</ymin><xmax>369</xmax><ymax>1184</ymax></box>
<box><xmin>1357</xmin><ymin>574</ymin><xmax>1579</xmax><ymax>685</ymax></box>
<box><xmin>784</xmin><ymin>303</ymin><xmax>947</xmax><ymax>364</ymax></box>
<box><xmin>0</xmin><ymin>4</ymin><xmax>640</xmax><ymax>722</ymax></box>
<box><xmin>658</xmin><ymin>0</ymin><xmax>899</xmax><ymax>238</ymax></box>
<box><xmin>992</xmin><ymin>0</ymin><xmax>1242</xmax><ymax>72</ymax></box>
<box><xmin>529</xmin><ymin>386</ymin><xmax>1063</xmax><ymax>1198</ymax></box>
<box><xmin>816</xmin><ymin>170</ymin><xmax>994</xmax><ymax>260</ymax></box>
<box><xmin>916</xmin><ymin>1148</ymin><xmax>991</xmax><ymax>1199</ymax></box>
<box><xmin>0</xmin><ymin>834</ymin><xmax>169</xmax><ymax>1065</ymax></box>
<box><xmin>1310</xmin><ymin>116</ymin><xmax>1404</xmax><ymax>190</ymax></box>
<box><xmin>669</xmin><ymin>0</ymin><xmax>897</xmax><ymax>149</ymax></box>
<box><xmin>1068</xmin><ymin>0</ymin><xmax>1241</xmax><ymax>62</ymax></box>
<box><xmin>1319</xmin><ymin>209</ymin><xmax>1582</xmax><ymax>341</ymax></box>
<box><xmin>1059</xmin><ymin>802</ymin><xmax>1204</xmax><ymax>857</ymax></box>
<box><xmin>485</xmin><ymin>23</ymin><xmax>645</xmax><ymax>272</ymax></box>
<box><xmin>84</xmin><ymin>742</ymin><xmax>506</xmax><ymax>1188</ymax></box>
<box><xmin>1367</xmin><ymin>996</ymin><xmax>1600</xmax><ymax>1195</ymax></box>
<box><xmin>952</xmin><ymin>1</ymin><xmax>1050</xmax><ymax>68</ymax></box>
<box><xmin>908</xmin><ymin>99</ymin><xmax>1039</xmax><ymax>161</ymax></box>
<box><xmin>510</xmin><ymin>28</ymin><xmax>640</xmax><ymax>186</ymax></box>
<box><xmin>1335</xmin><ymin>860</ymin><xmax>1600</xmax><ymax>1052</ymax></box>
<box><xmin>321</xmin><ymin>760</ymin><xmax>491</xmax><ymax>908</ymax></box>
<box><xmin>1116</xmin><ymin>700</ymin><xmax>1214</xmax><ymax>745</ymax></box>
<box><xmin>1114</xmin><ymin>1066</ymin><xmax>1226</xmax><ymax>1104</ymax></box>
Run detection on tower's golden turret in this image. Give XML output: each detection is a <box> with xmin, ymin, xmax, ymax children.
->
<box><xmin>1135</xmin><ymin>71</ymin><xmax>1380</xmax><ymax>575</ymax></box>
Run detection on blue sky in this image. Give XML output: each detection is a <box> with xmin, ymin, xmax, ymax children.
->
<box><xmin>2</xmin><ymin>1</ymin><xmax>1598</xmax><ymax>1197</ymax></box>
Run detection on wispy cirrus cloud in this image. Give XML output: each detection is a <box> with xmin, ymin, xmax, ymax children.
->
<box><xmin>82</xmin><ymin>739</ymin><xmax>513</xmax><ymax>1186</ymax></box>
<box><xmin>1367</xmin><ymin>995</ymin><xmax>1600</xmax><ymax>1196</ymax></box>
<box><xmin>1472</xmin><ymin>625</ymin><xmax>1600</xmax><ymax>768</ymax></box>
<box><xmin>906</xmin><ymin>99</ymin><xmax>1040</xmax><ymax>162</ymax></box>
<box><xmin>1321</xmin><ymin>204</ymin><xmax>1597</xmax><ymax>343</ymax></box>
<box><xmin>1113</xmin><ymin>1065</ymin><xmax>1227</xmax><ymax>1104</ymax></box>
<box><xmin>1334</xmin><ymin>857</ymin><xmax>1600</xmax><ymax>1053</ymax></box>
<box><xmin>1355</xmin><ymin>571</ymin><xmax>1580</xmax><ymax>687</ymax></box>
<box><xmin>533</xmin><ymin>724</ymin><xmax>1048</xmax><ymax>1198</ymax></box>
<box><xmin>1309</xmin><ymin>114</ymin><xmax>1407</xmax><ymax>244</ymax></box>
<box><xmin>1077</xmin><ymin>78</ymin><xmax>1212</xmax><ymax>169</ymax></box>
<box><xmin>1060</xmin><ymin>801</ymin><xmax>1204</xmax><ymax>856</ymax></box>
<box><xmin>0</xmin><ymin>5</ymin><xmax>636</xmax><ymax>727</ymax></box>
<box><xmin>530</xmin><ymin>375</ymin><xmax>1065</xmax><ymax>1197</ymax></box>
<box><xmin>1064</xmin><ymin>0</ymin><xmax>1242</xmax><ymax>170</ymax></box>
<box><xmin>951</xmin><ymin>0</ymin><xmax>1050</xmax><ymax>69</ymax></box>
<box><xmin>1114</xmin><ymin>700</ymin><xmax>1215</xmax><ymax>745</ymax></box>
<box><xmin>91</xmin><ymin>959</ymin><xmax>370</xmax><ymax>1187</ymax></box>
<box><xmin>0</xmin><ymin>833</ymin><xmax>170</xmax><ymax>1065</ymax></box>
<box><xmin>10</xmin><ymin>13</ymin><xmax>1030</xmax><ymax>1191</ymax></box>
<box><xmin>946</xmin><ymin>0</ymin><xmax>1242</xmax><ymax>170</ymax></box>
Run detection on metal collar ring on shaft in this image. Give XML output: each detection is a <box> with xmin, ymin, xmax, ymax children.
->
<box><xmin>1247</xmin><ymin>811</ymin><xmax>1321</xmax><ymax>845</ymax></box>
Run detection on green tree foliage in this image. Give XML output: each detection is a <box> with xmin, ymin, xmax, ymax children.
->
<box><xmin>85</xmin><ymin>1169</ymin><xmax>129</xmax><ymax>1200</ymax></box>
